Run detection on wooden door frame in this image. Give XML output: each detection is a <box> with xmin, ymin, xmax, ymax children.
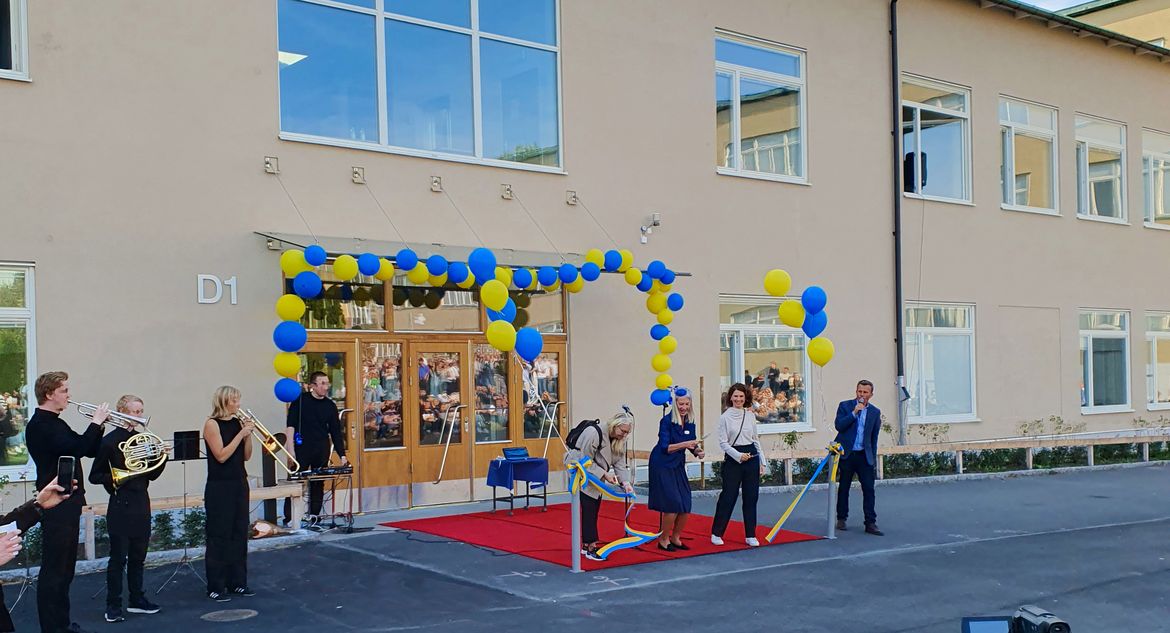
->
<box><xmin>410</xmin><ymin>341</ymin><xmax>475</xmax><ymax>504</ymax></box>
<box><xmin>299</xmin><ymin>340</ymin><xmax>362</xmax><ymax>510</ymax></box>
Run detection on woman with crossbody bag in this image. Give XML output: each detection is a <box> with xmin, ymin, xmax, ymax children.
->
<box><xmin>710</xmin><ymin>383</ymin><xmax>764</xmax><ymax>547</ymax></box>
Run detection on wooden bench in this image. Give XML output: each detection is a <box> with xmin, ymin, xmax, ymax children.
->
<box><xmin>80</xmin><ymin>482</ymin><xmax>304</xmax><ymax>560</ymax></box>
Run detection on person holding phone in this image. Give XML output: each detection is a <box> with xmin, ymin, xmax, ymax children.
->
<box><xmin>202</xmin><ymin>386</ymin><xmax>254</xmax><ymax>602</ymax></box>
<box><xmin>710</xmin><ymin>383</ymin><xmax>764</xmax><ymax>547</ymax></box>
<box><xmin>834</xmin><ymin>380</ymin><xmax>884</xmax><ymax>536</ymax></box>
<box><xmin>25</xmin><ymin>371</ymin><xmax>106</xmax><ymax>633</ymax></box>
<box><xmin>0</xmin><ymin>477</ymin><xmax>75</xmax><ymax>633</ymax></box>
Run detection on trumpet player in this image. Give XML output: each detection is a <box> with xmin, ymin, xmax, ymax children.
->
<box><xmin>90</xmin><ymin>395</ymin><xmax>164</xmax><ymax>622</ymax></box>
<box><xmin>201</xmin><ymin>386</ymin><xmax>254</xmax><ymax>602</ymax></box>
<box><xmin>25</xmin><ymin>371</ymin><xmax>106</xmax><ymax>633</ymax></box>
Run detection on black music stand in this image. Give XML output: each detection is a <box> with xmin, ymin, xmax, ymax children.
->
<box><xmin>156</xmin><ymin>431</ymin><xmax>205</xmax><ymax>594</ymax></box>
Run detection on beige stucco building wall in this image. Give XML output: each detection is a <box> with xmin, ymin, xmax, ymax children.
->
<box><xmin>2</xmin><ymin>0</ymin><xmax>1169</xmax><ymax>505</ymax></box>
<box><xmin>1069</xmin><ymin>0</ymin><xmax>1170</xmax><ymax>43</ymax></box>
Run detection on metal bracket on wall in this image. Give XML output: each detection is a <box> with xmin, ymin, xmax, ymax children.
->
<box><xmin>430</xmin><ymin>176</ymin><xmax>443</xmax><ymax>192</ymax></box>
<box><xmin>352</xmin><ymin>166</ymin><xmax>366</xmax><ymax>185</ymax></box>
<box><xmin>501</xmin><ymin>184</ymin><xmax>514</xmax><ymax>200</ymax></box>
<box><xmin>566</xmin><ymin>190</ymin><xmax>579</xmax><ymax>205</ymax></box>
<box><xmin>264</xmin><ymin>156</ymin><xmax>280</xmax><ymax>175</ymax></box>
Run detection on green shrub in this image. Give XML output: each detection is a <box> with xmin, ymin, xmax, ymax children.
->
<box><xmin>883</xmin><ymin>452</ymin><xmax>954</xmax><ymax>478</ymax></box>
<box><xmin>962</xmin><ymin>448</ymin><xmax>1028</xmax><ymax>473</ymax></box>
<box><xmin>1032</xmin><ymin>446</ymin><xmax>1087</xmax><ymax>469</ymax></box>
<box><xmin>22</xmin><ymin>524</ymin><xmax>42</xmax><ymax>565</ymax></box>
<box><xmin>1094</xmin><ymin>443</ymin><xmax>1141</xmax><ymax>465</ymax></box>
<box><xmin>180</xmin><ymin>507</ymin><xmax>206</xmax><ymax>547</ymax></box>
<box><xmin>792</xmin><ymin>457</ymin><xmax>827</xmax><ymax>485</ymax></box>
<box><xmin>151</xmin><ymin>511</ymin><xmax>177</xmax><ymax>550</ymax></box>
<box><xmin>1150</xmin><ymin>441</ymin><xmax>1170</xmax><ymax>461</ymax></box>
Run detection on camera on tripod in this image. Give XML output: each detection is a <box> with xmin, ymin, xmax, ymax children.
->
<box><xmin>962</xmin><ymin>605</ymin><xmax>1070</xmax><ymax>633</ymax></box>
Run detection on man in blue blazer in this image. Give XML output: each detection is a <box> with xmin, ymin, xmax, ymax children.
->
<box><xmin>833</xmin><ymin>380</ymin><xmax>883</xmax><ymax>535</ymax></box>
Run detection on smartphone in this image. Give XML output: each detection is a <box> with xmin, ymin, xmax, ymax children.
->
<box><xmin>57</xmin><ymin>456</ymin><xmax>75</xmax><ymax>495</ymax></box>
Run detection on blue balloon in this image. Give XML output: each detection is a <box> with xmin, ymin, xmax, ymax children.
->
<box><xmin>426</xmin><ymin>254</ymin><xmax>448</xmax><ymax>276</ymax></box>
<box><xmin>558</xmin><ymin>264</ymin><xmax>578</xmax><ymax>284</ymax></box>
<box><xmin>603</xmin><ymin>250</ymin><xmax>622</xmax><ymax>272</ymax></box>
<box><xmin>340</xmin><ymin>284</ymin><xmax>354</xmax><ymax>301</ymax></box>
<box><xmin>515</xmin><ymin>327</ymin><xmax>544</xmax><ymax>363</ymax></box>
<box><xmin>580</xmin><ymin>262</ymin><xmax>601</xmax><ymax>282</ymax></box>
<box><xmin>447</xmin><ymin>261</ymin><xmax>469</xmax><ymax>284</ymax></box>
<box><xmin>802</xmin><ymin>310</ymin><xmax>828</xmax><ymax>338</ymax></box>
<box><xmin>513</xmin><ymin>267</ymin><xmax>533</xmax><ymax>289</ymax></box>
<box><xmin>646</xmin><ymin>260</ymin><xmax>667</xmax><ymax>279</ymax></box>
<box><xmin>396</xmin><ymin>248</ymin><xmax>418</xmax><ymax>271</ymax></box>
<box><xmin>324</xmin><ymin>352</ymin><xmax>341</xmax><ymax>367</ymax></box>
<box><xmin>537</xmin><ymin>266</ymin><xmax>558</xmax><ymax>287</ymax></box>
<box><xmin>273</xmin><ymin>321</ymin><xmax>307</xmax><ymax>352</ymax></box>
<box><xmin>487</xmin><ymin>298</ymin><xmax>517</xmax><ymax>323</ymax></box>
<box><xmin>275</xmin><ymin>378</ymin><xmax>301</xmax><ymax>403</ymax></box>
<box><xmin>801</xmin><ymin>285</ymin><xmax>828</xmax><ymax>314</ymax></box>
<box><xmin>636</xmin><ymin>274</ymin><xmax>653</xmax><ymax>293</ymax></box>
<box><xmin>650</xmin><ymin>389</ymin><xmax>672</xmax><ymax>406</ymax></box>
<box><xmin>661</xmin><ymin>269</ymin><xmax>676</xmax><ymax>285</ymax></box>
<box><xmin>304</xmin><ymin>245</ymin><xmax>327</xmax><ymax>267</ymax></box>
<box><xmin>667</xmin><ymin>293</ymin><xmax>684</xmax><ymax>311</ymax></box>
<box><xmin>468</xmin><ymin>247</ymin><xmax>497</xmax><ymax>282</ymax></box>
<box><xmin>357</xmin><ymin>253</ymin><xmax>380</xmax><ymax>276</ymax></box>
<box><xmin>674</xmin><ymin>387</ymin><xmax>690</xmax><ymax>398</ymax></box>
<box><xmin>292</xmin><ymin>271</ymin><xmax>322</xmax><ymax>299</ymax></box>
<box><xmin>650</xmin><ymin>324</ymin><xmax>670</xmax><ymax>340</ymax></box>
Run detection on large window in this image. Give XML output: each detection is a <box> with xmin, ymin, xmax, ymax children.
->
<box><xmin>905</xmin><ymin>304</ymin><xmax>976</xmax><ymax>423</ymax></box>
<box><xmin>1142</xmin><ymin>129</ymin><xmax>1170</xmax><ymax>229</ymax></box>
<box><xmin>1147</xmin><ymin>313</ymin><xmax>1170</xmax><ymax>410</ymax></box>
<box><xmin>362</xmin><ymin>343</ymin><xmax>404</xmax><ymax>449</ymax></box>
<box><xmin>715</xmin><ymin>34</ymin><xmax>806</xmax><ymax>183</ymax></box>
<box><xmin>522</xmin><ymin>351</ymin><xmax>561</xmax><ymax>439</ymax></box>
<box><xmin>473</xmin><ymin>345</ymin><xmax>509</xmax><ymax>443</ymax></box>
<box><xmin>719</xmin><ymin>298</ymin><xmax>810</xmax><ymax>432</ymax></box>
<box><xmin>278</xmin><ymin>0</ymin><xmax>561</xmax><ymax>170</ymax></box>
<box><xmin>999</xmin><ymin>97</ymin><xmax>1057</xmax><ymax>213</ymax></box>
<box><xmin>1075</xmin><ymin>115</ymin><xmax>1127</xmax><ymax>222</ymax></box>
<box><xmin>0</xmin><ymin>264</ymin><xmax>34</xmax><ymax>469</ymax></box>
<box><xmin>1079</xmin><ymin>310</ymin><xmax>1130</xmax><ymax>413</ymax></box>
<box><xmin>1</xmin><ymin>0</ymin><xmax>28</xmax><ymax>81</ymax></box>
<box><xmin>902</xmin><ymin>76</ymin><xmax>971</xmax><ymax>202</ymax></box>
<box><xmin>294</xmin><ymin>262</ymin><xmax>385</xmax><ymax>330</ymax></box>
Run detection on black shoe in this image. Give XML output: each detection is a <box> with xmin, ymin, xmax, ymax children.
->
<box><xmin>865</xmin><ymin>524</ymin><xmax>884</xmax><ymax>536</ymax></box>
<box><xmin>104</xmin><ymin>608</ymin><xmax>125</xmax><ymax>623</ymax></box>
<box><xmin>583</xmin><ymin>547</ymin><xmax>605</xmax><ymax>561</ymax></box>
<box><xmin>229</xmin><ymin>586</ymin><xmax>256</xmax><ymax>597</ymax></box>
<box><xmin>126</xmin><ymin>597</ymin><xmax>160</xmax><ymax>614</ymax></box>
<box><xmin>207</xmin><ymin>591</ymin><xmax>231</xmax><ymax>603</ymax></box>
<box><xmin>656</xmin><ymin>542</ymin><xmax>677</xmax><ymax>552</ymax></box>
<box><xmin>671</xmin><ymin>541</ymin><xmax>690</xmax><ymax>551</ymax></box>
<box><xmin>836</xmin><ymin>519</ymin><xmax>847</xmax><ymax>531</ymax></box>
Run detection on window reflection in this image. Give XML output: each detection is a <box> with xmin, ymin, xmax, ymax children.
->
<box><xmin>513</xmin><ymin>289</ymin><xmax>563</xmax><ymax>333</ymax></box>
<box><xmin>481</xmin><ymin>40</ymin><xmax>560</xmax><ymax>166</ymax></box>
<box><xmin>419</xmin><ymin>352</ymin><xmax>462</xmax><ymax>445</ymax></box>
<box><xmin>0</xmin><ymin>323</ymin><xmax>30</xmax><ymax>466</ymax></box>
<box><xmin>362</xmin><ymin>343</ymin><xmax>403</xmax><ymax>449</ymax></box>
<box><xmin>292</xmin><ymin>264</ymin><xmax>384</xmax><ymax>330</ymax></box>
<box><xmin>738</xmin><ymin>79</ymin><xmax>800</xmax><ymax>177</ymax></box>
<box><xmin>479</xmin><ymin>0</ymin><xmax>556</xmax><ymax>45</ymax></box>
<box><xmin>391</xmin><ymin>274</ymin><xmax>480</xmax><ymax>332</ymax></box>
<box><xmin>386</xmin><ymin>20</ymin><xmax>474</xmax><ymax>155</ymax></box>
<box><xmin>522</xmin><ymin>352</ymin><xmax>560</xmax><ymax>438</ymax></box>
<box><xmin>474</xmin><ymin>346</ymin><xmax>509</xmax><ymax>442</ymax></box>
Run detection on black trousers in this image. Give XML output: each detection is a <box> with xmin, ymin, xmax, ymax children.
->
<box><xmin>284</xmin><ymin>446</ymin><xmax>330</xmax><ymax>520</ymax></box>
<box><xmin>712</xmin><ymin>449</ymin><xmax>761</xmax><ymax>539</ymax></box>
<box><xmin>204</xmin><ymin>480</ymin><xmax>249</xmax><ymax>593</ymax></box>
<box><xmin>837</xmin><ymin>451</ymin><xmax>877</xmax><ymax>525</ymax></box>
<box><xmin>38</xmin><ymin>503</ymin><xmax>82</xmax><ymax>633</ymax></box>
<box><xmin>106</xmin><ymin>533</ymin><xmax>148</xmax><ymax>607</ymax></box>
<box><xmin>579</xmin><ymin>492</ymin><xmax>601</xmax><ymax>545</ymax></box>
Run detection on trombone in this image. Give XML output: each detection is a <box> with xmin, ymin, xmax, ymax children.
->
<box><xmin>238</xmin><ymin>408</ymin><xmax>300</xmax><ymax>474</ymax></box>
<box><xmin>70</xmin><ymin>400</ymin><xmax>150</xmax><ymax>431</ymax></box>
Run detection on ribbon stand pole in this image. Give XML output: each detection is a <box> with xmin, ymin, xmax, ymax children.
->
<box><xmin>827</xmin><ymin>465</ymin><xmax>837</xmax><ymax>540</ymax></box>
<box><xmin>570</xmin><ymin>486</ymin><xmax>582</xmax><ymax>573</ymax></box>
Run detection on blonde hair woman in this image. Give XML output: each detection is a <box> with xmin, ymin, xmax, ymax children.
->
<box><xmin>202</xmin><ymin>386</ymin><xmax>254</xmax><ymax>602</ymax></box>
<box><xmin>648</xmin><ymin>388</ymin><xmax>703</xmax><ymax>552</ymax></box>
<box><xmin>571</xmin><ymin>412</ymin><xmax>633</xmax><ymax>561</ymax></box>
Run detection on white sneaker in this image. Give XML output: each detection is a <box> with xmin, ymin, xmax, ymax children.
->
<box><xmin>710</xmin><ymin>535</ymin><xmax>724</xmax><ymax>546</ymax></box>
<box><xmin>745</xmin><ymin>537</ymin><xmax>760</xmax><ymax>547</ymax></box>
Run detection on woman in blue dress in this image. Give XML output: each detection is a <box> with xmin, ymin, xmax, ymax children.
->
<box><xmin>647</xmin><ymin>388</ymin><xmax>704</xmax><ymax>551</ymax></box>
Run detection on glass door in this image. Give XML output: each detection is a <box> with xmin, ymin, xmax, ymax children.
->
<box><xmin>357</xmin><ymin>341</ymin><xmax>410</xmax><ymax>511</ymax></box>
<box><xmin>410</xmin><ymin>344</ymin><xmax>473</xmax><ymax>505</ymax></box>
<box><xmin>297</xmin><ymin>344</ymin><xmax>358</xmax><ymax>515</ymax></box>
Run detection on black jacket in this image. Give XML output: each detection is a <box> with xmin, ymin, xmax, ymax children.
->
<box><xmin>0</xmin><ymin>500</ymin><xmax>43</xmax><ymax>632</ymax></box>
<box><xmin>25</xmin><ymin>408</ymin><xmax>103</xmax><ymax>507</ymax></box>
<box><xmin>89</xmin><ymin>427</ymin><xmax>165</xmax><ymax>537</ymax></box>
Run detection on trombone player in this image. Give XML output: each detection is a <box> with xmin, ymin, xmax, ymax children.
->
<box><xmin>89</xmin><ymin>395</ymin><xmax>165</xmax><ymax>622</ymax></box>
<box><xmin>201</xmin><ymin>386</ymin><xmax>254</xmax><ymax>602</ymax></box>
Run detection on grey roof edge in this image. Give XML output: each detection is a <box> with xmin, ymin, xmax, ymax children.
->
<box><xmin>1057</xmin><ymin>0</ymin><xmax>1139</xmax><ymax>18</ymax></box>
<box><xmin>977</xmin><ymin>0</ymin><xmax>1169</xmax><ymax>61</ymax></box>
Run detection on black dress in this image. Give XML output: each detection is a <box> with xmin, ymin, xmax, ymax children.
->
<box><xmin>204</xmin><ymin>417</ymin><xmax>249</xmax><ymax>594</ymax></box>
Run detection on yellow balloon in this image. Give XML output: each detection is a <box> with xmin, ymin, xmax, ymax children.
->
<box><xmin>486</xmin><ymin>320</ymin><xmax>517</xmax><ymax>351</ymax></box>
<box><xmin>280</xmin><ymin>250</ymin><xmax>311</xmax><ymax>277</ymax></box>
<box><xmin>273</xmin><ymin>352</ymin><xmax>301</xmax><ymax>378</ymax></box>
<box><xmin>657</xmin><ymin>309</ymin><xmax>674</xmax><ymax>325</ymax></box>
<box><xmin>333</xmin><ymin>255</ymin><xmax>359</xmax><ymax>281</ymax></box>
<box><xmin>646</xmin><ymin>293</ymin><xmax>667</xmax><ymax>314</ymax></box>
<box><xmin>406</xmin><ymin>265</ymin><xmax>430</xmax><ymax>284</ymax></box>
<box><xmin>778</xmin><ymin>300</ymin><xmax>805</xmax><ymax>328</ymax></box>
<box><xmin>807</xmin><ymin>337</ymin><xmax>835</xmax><ymax>367</ymax></box>
<box><xmin>457</xmin><ymin>272</ymin><xmax>477</xmax><ymax>289</ymax></box>
<box><xmin>659</xmin><ymin>335</ymin><xmax>678</xmax><ymax>354</ymax></box>
<box><xmin>542</xmin><ymin>279</ymin><xmax>561</xmax><ymax>292</ymax></box>
<box><xmin>651</xmin><ymin>354</ymin><xmax>672</xmax><ymax>373</ymax></box>
<box><xmin>275</xmin><ymin>294</ymin><xmax>306</xmax><ymax>321</ymax></box>
<box><xmin>585</xmin><ymin>249</ymin><xmax>605</xmax><ymax>267</ymax></box>
<box><xmin>566</xmin><ymin>277</ymin><xmax>585</xmax><ymax>293</ymax></box>
<box><xmin>652</xmin><ymin>280</ymin><xmax>672</xmax><ymax>294</ymax></box>
<box><xmin>481</xmin><ymin>279</ymin><xmax>508</xmax><ymax>311</ymax></box>
<box><xmin>764</xmin><ymin>269</ymin><xmax>793</xmax><ymax>297</ymax></box>
<box><xmin>618</xmin><ymin>249</ymin><xmax>634</xmax><ymax>272</ymax></box>
<box><xmin>428</xmin><ymin>273</ymin><xmax>448</xmax><ymax>286</ymax></box>
<box><xmin>624</xmin><ymin>268</ymin><xmax>643</xmax><ymax>286</ymax></box>
<box><xmin>655</xmin><ymin>374</ymin><xmax>673</xmax><ymax>390</ymax></box>
<box><xmin>495</xmin><ymin>267</ymin><xmax>513</xmax><ymax>288</ymax></box>
<box><xmin>374</xmin><ymin>259</ymin><xmax>396</xmax><ymax>281</ymax></box>
<box><xmin>525</xmin><ymin>269</ymin><xmax>539</xmax><ymax>291</ymax></box>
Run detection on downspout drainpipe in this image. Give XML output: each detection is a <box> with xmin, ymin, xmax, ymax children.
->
<box><xmin>890</xmin><ymin>0</ymin><xmax>908</xmax><ymax>446</ymax></box>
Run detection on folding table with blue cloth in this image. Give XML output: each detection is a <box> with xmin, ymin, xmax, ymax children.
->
<box><xmin>487</xmin><ymin>447</ymin><xmax>549</xmax><ymax>515</ymax></box>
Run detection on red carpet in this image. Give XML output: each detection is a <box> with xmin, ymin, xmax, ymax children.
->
<box><xmin>383</xmin><ymin>502</ymin><xmax>821</xmax><ymax>570</ymax></box>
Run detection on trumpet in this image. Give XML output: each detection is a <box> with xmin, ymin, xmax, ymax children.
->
<box><xmin>238</xmin><ymin>408</ymin><xmax>300</xmax><ymax>474</ymax></box>
<box><xmin>70</xmin><ymin>400</ymin><xmax>150</xmax><ymax>431</ymax></box>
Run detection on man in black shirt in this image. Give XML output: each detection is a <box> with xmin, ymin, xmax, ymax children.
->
<box><xmin>284</xmin><ymin>372</ymin><xmax>347</xmax><ymax>522</ymax></box>
<box><xmin>25</xmin><ymin>371</ymin><xmax>106</xmax><ymax>633</ymax></box>
<box><xmin>89</xmin><ymin>395</ymin><xmax>164</xmax><ymax>623</ymax></box>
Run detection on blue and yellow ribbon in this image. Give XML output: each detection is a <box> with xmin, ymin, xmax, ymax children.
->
<box><xmin>567</xmin><ymin>458</ymin><xmax>661</xmax><ymax>560</ymax></box>
<box><xmin>765</xmin><ymin>442</ymin><xmax>844</xmax><ymax>543</ymax></box>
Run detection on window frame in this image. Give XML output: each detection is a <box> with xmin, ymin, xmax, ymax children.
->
<box><xmin>276</xmin><ymin>0</ymin><xmax>565</xmax><ymax>174</ymax></box>
<box><xmin>901</xmin><ymin>74</ymin><xmax>972</xmax><ymax>205</ymax></box>
<box><xmin>714</xmin><ymin>31</ymin><xmax>808</xmax><ymax>186</ymax></box>
<box><xmin>0</xmin><ymin>262</ymin><xmax>36</xmax><ymax>477</ymax></box>
<box><xmin>1141</xmin><ymin>128</ymin><xmax>1170</xmax><ymax>231</ymax></box>
<box><xmin>1146</xmin><ymin>312</ymin><xmax>1170</xmax><ymax>411</ymax></box>
<box><xmin>904</xmin><ymin>302</ymin><xmax>978</xmax><ymax>424</ymax></box>
<box><xmin>1074</xmin><ymin>114</ymin><xmax>1128</xmax><ymax>225</ymax></box>
<box><xmin>1</xmin><ymin>0</ymin><xmax>30</xmax><ymax>82</ymax></box>
<box><xmin>1079</xmin><ymin>309</ymin><xmax>1132</xmax><ymax>414</ymax></box>
<box><xmin>999</xmin><ymin>96</ymin><xmax>1059</xmax><ymax>216</ymax></box>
